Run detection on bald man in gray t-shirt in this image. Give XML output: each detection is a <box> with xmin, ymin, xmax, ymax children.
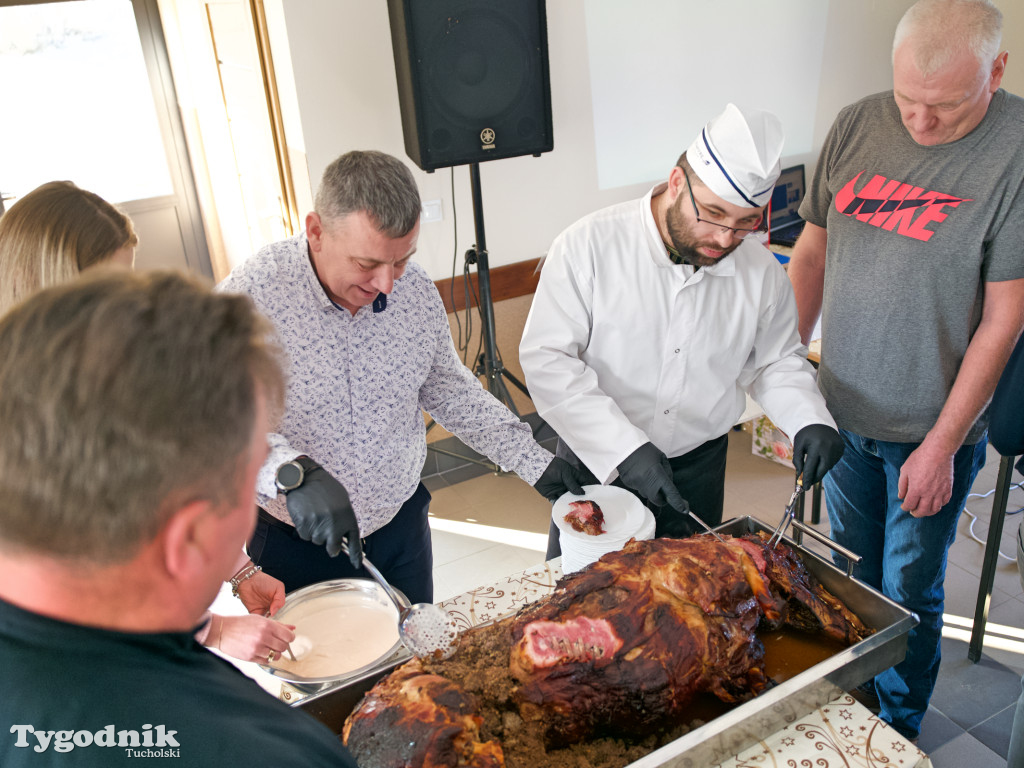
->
<box><xmin>787</xmin><ymin>0</ymin><xmax>1024</xmax><ymax>743</ymax></box>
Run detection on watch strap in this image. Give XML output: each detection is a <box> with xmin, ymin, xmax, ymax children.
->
<box><xmin>293</xmin><ymin>456</ymin><xmax>319</xmax><ymax>473</ymax></box>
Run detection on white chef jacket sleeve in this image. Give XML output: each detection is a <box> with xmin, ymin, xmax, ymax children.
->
<box><xmin>519</xmin><ymin>238</ymin><xmax>650</xmax><ymax>484</ymax></box>
<box><xmin>738</xmin><ymin>266</ymin><xmax>837</xmax><ymax>440</ymax></box>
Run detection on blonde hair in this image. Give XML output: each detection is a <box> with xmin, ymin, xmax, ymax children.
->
<box><xmin>0</xmin><ymin>269</ymin><xmax>285</xmax><ymax>563</ymax></box>
<box><xmin>0</xmin><ymin>181</ymin><xmax>139</xmax><ymax>314</ymax></box>
<box><xmin>893</xmin><ymin>0</ymin><xmax>1003</xmax><ymax>77</ymax></box>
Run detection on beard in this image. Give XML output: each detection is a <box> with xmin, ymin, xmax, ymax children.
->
<box><xmin>664</xmin><ymin>197</ymin><xmax>742</xmax><ymax>268</ymax></box>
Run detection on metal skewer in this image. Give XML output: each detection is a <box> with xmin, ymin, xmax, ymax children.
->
<box><xmin>688</xmin><ymin>509</ymin><xmax>728</xmax><ymax>543</ymax></box>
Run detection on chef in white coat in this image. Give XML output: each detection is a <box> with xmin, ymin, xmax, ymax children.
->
<box><xmin>520</xmin><ymin>103</ymin><xmax>842</xmax><ymax>555</ymax></box>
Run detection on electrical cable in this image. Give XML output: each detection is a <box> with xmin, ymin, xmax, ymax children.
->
<box><xmin>461</xmin><ymin>259</ymin><xmax>475</xmax><ymax>367</ymax></box>
<box><xmin>448</xmin><ymin>168</ymin><xmax>472</xmax><ymax>364</ymax></box>
<box><xmin>960</xmin><ymin>478</ymin><xmax>1024</xmax><ymax>561</ymax></box>
<box><xmin>442</xmin><ymin>162</ymin><xmax>527</xmax><ymax>409</ymax></box>
<box><xmin>444</xmin><ymin>166</ymin><xmax>489</xmax><ymax>371</ymax></box>
<box><xmin>460</xmin><ymin>262</ymin><xmax>470</xmax><ymax>366</ymax></box>
<box><xmin>466</xmin><ymin>259</ymin><xmax>484</xmax><ymax>369</ymax></box>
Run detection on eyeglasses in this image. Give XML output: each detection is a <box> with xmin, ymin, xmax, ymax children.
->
<box><xmin>681</xmin><ymin>167</ymin><xmax>766</xmax><ymax>236</ymax></box>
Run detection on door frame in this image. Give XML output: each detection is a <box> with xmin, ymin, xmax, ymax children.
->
<box><xmin>0</xmin><ymin>0</ymin><xmax>212</xmax><ymax>278</ymax></box>
<box><xmin>132</xmin><ymin>0</ymin><xmax>212</xmax><ymax>277</ymax></box>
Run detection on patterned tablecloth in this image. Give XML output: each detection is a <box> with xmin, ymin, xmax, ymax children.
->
<box><xmin>437</xmin><ymin>560</ymin><xmax>565</xmax><ymax>630</ymax></box>
<box><xmin>713</xmin><ymin>693</ymin><xmax>930</xmax><ymax>768</ymax></box>
<box><xmin>437</xmin><ymin>560</ymin><xmax>932</xmax><ymax>768</ymax></box>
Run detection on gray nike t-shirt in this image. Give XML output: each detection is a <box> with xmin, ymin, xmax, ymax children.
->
<box><xmin>801</xmin><ymin>89</ymin><xmax>1024</xmax><ymax>444</ymax></box>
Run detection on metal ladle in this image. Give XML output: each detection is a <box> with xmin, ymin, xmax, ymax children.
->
<box><xmin>342</xmin><ymin>543</ymin><xmax>460</xmax><ymax>659</ymax></box>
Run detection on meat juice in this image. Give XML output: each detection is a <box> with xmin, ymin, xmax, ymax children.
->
<box><xmin>761</xmin><ymin>626</ymin><xmax>847</xmax><ymax>683</ymax></box>
<box><xmin>647</xmin><ymin>628</ymin><xmax>848</xmax><ymax>725</ymax></box>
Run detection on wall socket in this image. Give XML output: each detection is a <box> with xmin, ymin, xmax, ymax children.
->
<box><xmin>421</xmin><ymin>199</ymin><xmax>443</xmax><ymax>223</ymax></box>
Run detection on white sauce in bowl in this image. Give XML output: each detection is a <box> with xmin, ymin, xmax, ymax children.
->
<box><xmin>273</xmin><ymin>591</ymin><xmax>399</xmax><ymax>679</ymax></box>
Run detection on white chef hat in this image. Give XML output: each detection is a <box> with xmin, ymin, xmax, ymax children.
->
<box><xmin>685</xmin><ymin>103</ymin><xmax>784</xmax><ymax>208</ymax></box>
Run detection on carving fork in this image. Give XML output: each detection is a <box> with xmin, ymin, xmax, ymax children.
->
<box><xmin>767</xmin><ymin>476</ymin><xmax>805</xmax><ymax>548</ymax></box>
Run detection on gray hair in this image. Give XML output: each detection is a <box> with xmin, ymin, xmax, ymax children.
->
<box><xmin>0</xmin><ymin>269</ymin><xmax>285</xmax><ymax>563</ymax></box>
<box><xmin>893</xmin><ymin>0</ymin><xmax>1003</xmax><ymax>77</ymax></box>
<box><xmin>314</xmin><ymin>150</ymin><xmax>421</xmax><ymax>237</ymax></box>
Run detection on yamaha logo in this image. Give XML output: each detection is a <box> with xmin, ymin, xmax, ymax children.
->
<box><xmin>480</xmin><ymin>128</ymin><xmax>495</xmax><ymax>150</ymax></box>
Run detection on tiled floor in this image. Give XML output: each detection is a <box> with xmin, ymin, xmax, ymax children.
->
<box><xmin>424</xmin><ymin>425</ymin><xmax>1024</xmax><ymax>767</ymax></box>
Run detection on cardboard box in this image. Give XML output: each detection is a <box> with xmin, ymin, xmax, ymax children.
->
<box><xmin>751</xmin><ymin>415</ymin><xmax>794</xmax><ymax>469</ymax></box>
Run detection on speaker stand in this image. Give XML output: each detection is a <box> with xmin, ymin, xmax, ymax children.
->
<box><xmin>465</xmin><ymin>163</ymin><xmax>531</xmax><ymax>414</ymax></box>
<box><xmin>425</xmin><ymin>163</ymin><xmax>533</xmax><ymax>473</ymax></box>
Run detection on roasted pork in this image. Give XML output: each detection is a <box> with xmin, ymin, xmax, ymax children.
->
<box><xmin>342</xmin><ymin>660</ymin><xmax>504</xmax><ymax>768</ymax></box>
<box><xmin>343</xmin><ymin>532</ymin><xmax>873</xmax><ymax>763</ymax></box>
<box><xmin>563</xmin><ymin>499</ymin><xmax>606</xmax><ymax>536</ymax></box>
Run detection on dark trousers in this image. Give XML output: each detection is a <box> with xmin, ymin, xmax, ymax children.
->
<box><xmin>247</xmin><ymin>482</ymin><xmax>434</xmax><ymax>605</ymax></box>
<box><xmin>545</xmin><ymin>435</ymin><xmax>729</xmax><ymax>559</ymax></box>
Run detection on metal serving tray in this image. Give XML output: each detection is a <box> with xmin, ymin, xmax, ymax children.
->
<box><xmin>296</xmin><ymin>516</ymin><xmax>917</xmax><ymax>767</ymax></box>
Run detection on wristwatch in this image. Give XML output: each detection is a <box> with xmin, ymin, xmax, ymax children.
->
<box><xmin>275</xmin><ymin>456</ymin><xmax>319</xmax><ymax>494</ymax></box>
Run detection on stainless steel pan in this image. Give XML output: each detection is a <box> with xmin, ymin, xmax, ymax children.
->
<box><xmin>296</xmin><ymin>516</ymin><xmax>917</xmax><ymax>767</ymax></box>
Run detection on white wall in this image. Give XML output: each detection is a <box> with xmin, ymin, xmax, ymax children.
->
<box><xmin>277</xmin><ymin>0</ymin><xmax>1023</xmax><ymax>281</ymax></box>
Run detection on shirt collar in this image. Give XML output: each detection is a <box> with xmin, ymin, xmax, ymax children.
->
<box><xmin>642</xmin><ymin>184</ymin><xmax>737</xmax><ymax>277</ymax></box>
<box><xmin>0</xmin><ymin>594</ymin><xmax>200</xmax><ymax>658</ymax></box>
<box><xmin>300</xmin><ymin>233</ymin><xmax>390</xmax><ymax>315</ymax></box>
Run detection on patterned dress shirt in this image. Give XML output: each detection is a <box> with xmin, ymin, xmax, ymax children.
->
<box><xmin>219</xmin><ymin>234</ymin><xmax>552</xmax><ymax>535</ymax></box>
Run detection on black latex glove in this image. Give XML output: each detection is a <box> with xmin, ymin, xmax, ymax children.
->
<box><xmin>284</xmin><ymin>462</ymin><xmax>362</xmax><ymax>566</ymax></box>
<box><xmin>616</xmin><ymin>442</ymin><xmax>687</xmax><ymax>512</ymax></box>
<box><xmin>652</xmin><ymin>497</ymin><xmax>694</xmax><ymax>539</ymax></box>
<box><xmin>792</xmin><ymin>424</ymin><xmax>844</xmax><ymax>486</ymax></box>
<box><xmin>533</xmin><ymin>457</ymin><xmax>593</xmax><ymax>501</ymax></box>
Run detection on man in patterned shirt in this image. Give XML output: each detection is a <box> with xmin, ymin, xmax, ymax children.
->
<box><xmin>220</xmin><ymin>150</ymin><xmax>587</xmax><ymax>604</ymax></box>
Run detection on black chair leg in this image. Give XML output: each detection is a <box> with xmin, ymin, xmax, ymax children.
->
<box><xmin>968</xmin><ymin>454</ymin><xmax>1015</xmax><ymax>662</ymax></box>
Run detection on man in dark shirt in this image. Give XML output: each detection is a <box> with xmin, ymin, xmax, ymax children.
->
<box><xmin>0</xmin><ymin>270</ymin><xmax>356</xmax><ymax>766</ymax></box>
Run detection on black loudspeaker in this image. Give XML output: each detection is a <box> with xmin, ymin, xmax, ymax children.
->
<box><xmin>387</xmin><ymin>0</ymin><xmax>554</xmax><ymax>172</ymax></box>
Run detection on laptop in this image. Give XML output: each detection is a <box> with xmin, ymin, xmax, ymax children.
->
<box><xmin>769</xmin><ymin>165</ymin><xmax>806</xmax><ymax>247</ymax></box>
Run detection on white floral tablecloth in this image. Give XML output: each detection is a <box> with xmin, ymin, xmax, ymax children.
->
<box><xmin>713</xmin><ymin>693</ymin><xmax>930</xmax><ymax>768</ymax></box>
<box><xmin>437</xmin><ymin>560</ymin><xmax>564</xmax><ymax>630</ymax></box>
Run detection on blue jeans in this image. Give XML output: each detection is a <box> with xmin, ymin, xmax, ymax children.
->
<box><xmin>823</xmin><ymin>428</ymin><xmax>986</xmax><ymax>740</ymax></box>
